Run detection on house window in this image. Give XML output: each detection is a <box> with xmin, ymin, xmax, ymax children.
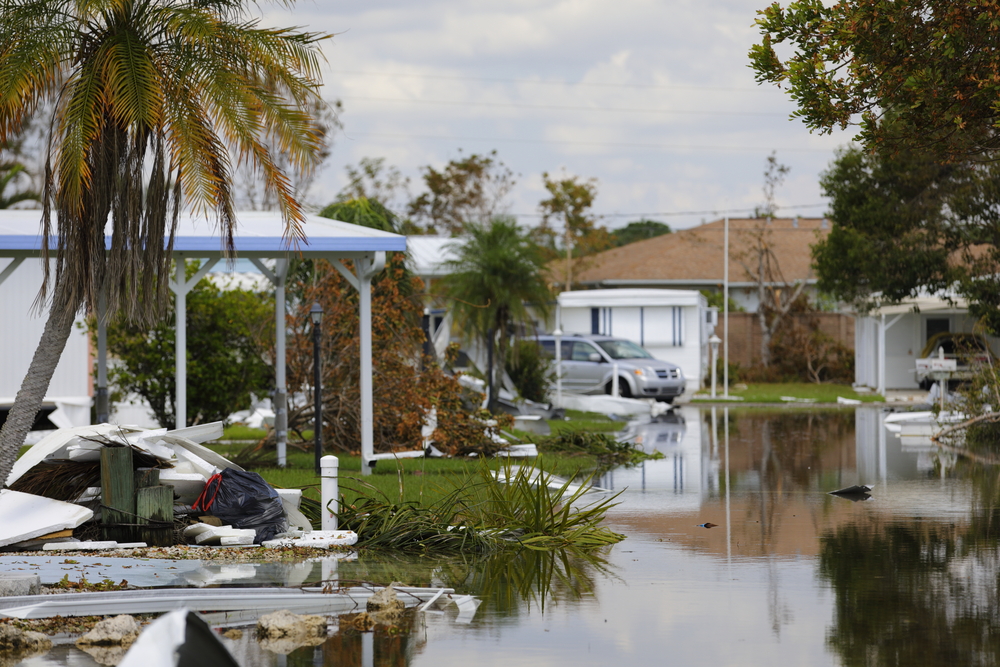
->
<box><xmin>925</xmin><ymin>318</ymin><xmax>950</xmax><ymax>343</ymax></box>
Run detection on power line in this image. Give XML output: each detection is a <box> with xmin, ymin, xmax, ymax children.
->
<box><xmin>514</xmin><ymin>203</ymin><xmax>827</xmax><ymax>219</ymax></box>
<box><xmin>328</xmin><ymin>69</ymin><xmax>769</xmax><ymax>93</ymax></box>
<box><xmin>343</xmin><ymin>131</ymin><xmax>835</xmax><ymax>153</ymax></box>
<box><xmin>340</xmin><ymin>95</ymin><xmax>786</xmax><ymax>117</ymax></box>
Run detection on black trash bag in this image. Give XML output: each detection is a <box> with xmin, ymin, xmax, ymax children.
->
<box><xmin>193</xmin><ymin>469</ymin><xmax>287</xmax><ymax>543</ymax></box>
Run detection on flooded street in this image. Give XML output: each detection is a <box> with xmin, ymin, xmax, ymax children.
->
<box><xmin>17</xmin><ymin>406</ymin><xmax>1000</xmax><ymax>666</ymax></box>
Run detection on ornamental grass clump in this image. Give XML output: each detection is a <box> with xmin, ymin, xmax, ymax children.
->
<box><xmin>337</xmin><ymin>459</ymin><xmax>623</xmax><ymax>554</ymax></box>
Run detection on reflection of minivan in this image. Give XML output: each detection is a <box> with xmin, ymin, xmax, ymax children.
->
<box><xmin>536</xmin><ymin>334</ymin><xmax>685</xmax><ymax>403</ymax></box>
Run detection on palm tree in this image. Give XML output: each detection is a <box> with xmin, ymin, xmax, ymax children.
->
<box><xmin>0</xmin><ymin>0</ymin><xmax>328</xmax><ymax>482</ymax></box>
<box><xmin>441</xmin><ymin>217</ymin><xmax>552</xmax><ymax>412</ymax></box>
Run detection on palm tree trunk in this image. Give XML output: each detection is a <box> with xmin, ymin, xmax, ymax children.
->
<box><xmin>0</xmin><ymin>279</ymin><xmax>81</xmax><ymax>487</ymax></box>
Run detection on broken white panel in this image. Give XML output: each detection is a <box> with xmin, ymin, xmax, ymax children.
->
<box><xmin>165</xmin><ymin>422</ymin><xmax>224</xmax><ymax>444</ymax></box>
<box><xmin>495</xmin><ymin>444</ymin><xmax>538</xmax><ymax>458</ymax></box>
<box><xmin>275</xmin><ymin>490</ymin><xmax>311</xmax><ymax>532</ymax></box>
<box><xmin>262</xmin><ymin>530</ymin><xmax>358</xmax><ymax>549</ymax></box>
<box><xmin>493</xmin><ymin>468</ymin><xmax>611</xmax><ymax>496</ymax></box>
<box><xmin>421</xmin><ymin>406</ymin><xmax>438</xmax><ymax>449</ymax></box>
<box><xmin>0</xmin><ymin>585</ymin><xmax>456</xmax><ymax>620</ymax></box>
<box><xmin>172</xmin><ymin>447</ymin><xmax>220</xmax><ymax>479</ymax></box>
<box><xmin>6</xmin><ymin>424</ymin><xmax>142</xmax><ymax>486</ymax></box>
<box><xmin>156</xmin><ymin>433</ymin><xmax>244</xmax><ymax>473</ymax></box>
<box><xmin>119</xmin><ymin>608</ymin><xmax>239</xmax><ymax>667</ymax></box>
<box><xmin>159</xmin><ymin>470</ymin><xmax>208</xmax><ymax>504</ymax></box>
<box><xmin>370</xmin><ymin>450</ymin><xmax>426</xmax><ymax>461</ymax></box>
<box><xmin>448</xmin><ymin>595</ymin><xmax>481</xmax><ymax>624</ymax></box>
<box><xmin>0</xmin><ymin>490</ymin><xmax>94</xmax><ymax>548</ymax></box>
<box><xmin>64</xmin><ymin>441</ymin><xmax>105</xmax><ymax>462</ymax></box>
<box><xmin>556</xmin><ymin>392</ymin><xmax>661</xmax><ymax>417</ymax></box>
<box><xmin>42</xmin><ymin>541</ymin><xmax>147</xmax><ymax>551</ymax></box>
<box><xmin>183</xmin><ymin>524</ymin><xmax>256</xmax><ymax>546</ymax></box>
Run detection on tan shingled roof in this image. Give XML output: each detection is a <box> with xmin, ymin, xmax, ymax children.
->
<box><xmin>575</xmin><ymin>217</ymin><xmax>830</xmax><ymax>285</ymax></box>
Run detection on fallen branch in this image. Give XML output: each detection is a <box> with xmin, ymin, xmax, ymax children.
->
<box><xmin>930</xmin><ymin>411</ymin><xmax>1000</xmax><ymax>465</ymax></box>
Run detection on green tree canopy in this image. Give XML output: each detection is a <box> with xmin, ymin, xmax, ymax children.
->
<box><xmin>408</xmin><ymin>150</ymin><xmax>515</xmax><ymax>235</ymax></box>
<box><xmin>611</xmin><ymin>219</ymin><xmax>671</xmax><ymax>247</ymax></box>
<box><xmin>104</xmin><ymin>264</ymin><xmax>274</xmax><ymax>429</ymax></box>
<box><xmin>749</xmin><ymin>1</ymin><xmax>1000</xmax><ymax>157</ymax></box>
<box><xmin>814</xmin><ymin>145</ymin><xmax>1000</xmax><ymax>331</ymax></box>
<box><xmin>441</xmin><ymin>217</ymin><xmax>552</xmax><ymax>412</ymax></box>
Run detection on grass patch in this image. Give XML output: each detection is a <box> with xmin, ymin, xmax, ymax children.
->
<box><xmin>231</xmin><ymin>446</ymin><xmax>601</xmax><ymax>508</ymax></box>
<box><xmin>691</xmin><ymin>382</ymin><xmax>883</xmax><ymax>404</ymax></box>
<box><xmin>548</xmin><ymin>409</ymin><xmax>625</xmax><ymax>435</ymax></box>
<box><xmin>337</xmin><ymin>459</ymin><xmax>624</xmax><ymax>554</ymax></box>
<box><xmin>221</xmin><ymin>425</ymin><xmax>268</xmax><ymax>441</ymax></box>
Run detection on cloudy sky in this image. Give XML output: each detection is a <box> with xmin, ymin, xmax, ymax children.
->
<box><xmin>262</xmin><ymin>0</ymin><xmax>856</xmax><ymax>232</ymax></box>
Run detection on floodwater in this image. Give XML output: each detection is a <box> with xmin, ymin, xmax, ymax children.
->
<box><xmin>17</xmin><ymin>406</ymin><xmax>1000</xmax><ymax>667</ymax></box>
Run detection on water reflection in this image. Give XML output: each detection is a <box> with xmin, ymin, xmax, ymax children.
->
<box><xmin>20</xmin><ymin>407</ymin><xmax>1000</xmax><ymax>667</ymax></box>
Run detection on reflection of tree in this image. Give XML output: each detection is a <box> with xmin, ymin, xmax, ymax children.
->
<box><xmin>719</xmin><ymin>410</ymin><xmax>855</xmax><ymax>638</ymax></box>
<box><xmin>819</xmin><ymin>515</ymin><xmax>1000</xmax><ymax>667</ymax></box>
<box><xmin>336</xmin><ymin>546</ymin><xmax>613</xmax><ymax>618</ymax></box>
<box><xmin>297</xmin><ymin>548</ymin><xmax>612</xmax><ymax>666</ymax></box>
<box><xmin>458</xmin><ymin>548</ymin><xmax>613</xmax><ymax>616</ymax></box>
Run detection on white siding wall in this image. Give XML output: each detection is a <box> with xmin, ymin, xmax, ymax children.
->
<box><xmin>0</xmin><ymin>259</ymin><xmax>91</xmax><ymax>404</ymax></box>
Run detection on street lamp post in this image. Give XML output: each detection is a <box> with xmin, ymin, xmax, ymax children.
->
<box><xmin>311</xmin><ymin>302</ymin><xmax>324</xmax><ymax>475</ymax></box>
<box><xmin>709</xmin><ymin>334</ymin><xmax>722</xmax><ymax>399</ymax></box>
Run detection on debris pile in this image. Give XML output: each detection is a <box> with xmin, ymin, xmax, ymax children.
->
<box><xmin>0</xmin><ymin>422</ymin><xmax>320</xmax><ymax>551</ymax></box>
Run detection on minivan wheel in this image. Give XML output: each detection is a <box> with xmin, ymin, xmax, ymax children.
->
<box><xmin>605</xmin><ymin>379</ymin><xmax>632</xmax><ymax>398</ymax></box>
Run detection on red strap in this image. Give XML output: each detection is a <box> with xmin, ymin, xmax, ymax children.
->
<box><xmin>192</xmin><ymin>473</ymin><xmax>223</xmax><ymax>511</ymax></box>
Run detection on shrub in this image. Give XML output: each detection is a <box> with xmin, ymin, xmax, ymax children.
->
<box><xmin>506</xmin><ymin>338</ymin><xmax>554</xmax><ymax>403</ymax></box>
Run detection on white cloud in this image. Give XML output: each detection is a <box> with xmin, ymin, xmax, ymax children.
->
<box><xmin>259</xmin><ymin>0</ymin><xmax>855</xmax><ymax>227</ymax></box>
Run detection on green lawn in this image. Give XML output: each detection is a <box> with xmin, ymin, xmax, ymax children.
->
<box><xmin>204</xmin><ymin>443</ymin><xmax>603</xmax><ymax>508</ymax></box>
<box><xmin>211</xmin><ymin>408</ymin><xmax>625</xmax><ymax>508</ymax></box>
<box><xmin>690</xmin><ymin>382</ymin><xmax>883</xmax><ymax>404</ymax></box>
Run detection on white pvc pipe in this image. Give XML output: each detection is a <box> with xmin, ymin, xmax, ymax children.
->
<box><xmin>611</xmin><ymin>363</ymin><xmax>620</xmax><ymax>397</ymax></box>
<box><xmin>320</xmin><ymin>455</ymin><xmax>339</xmax><ymax>530</ymax></box>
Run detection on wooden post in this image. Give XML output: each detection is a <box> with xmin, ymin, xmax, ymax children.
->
<box><xmin>134</xmin><ymin>468</ymin><xmax>160</xmax><ymax>489</ymax></box>
<box><xmin>136</xmin><ymin>485</ymin><xmax>174</xmax><ymax>547</ymax></box>
<box><xmin>100</xmin><ymin>447</ymin><xmax>135</xmax><ymax>542</ymax></box>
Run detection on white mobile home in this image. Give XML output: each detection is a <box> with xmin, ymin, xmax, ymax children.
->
<box><xmin>0</xmin><ymin>258</ymin><xmax>92</xmax><ymax>428</ymax></box>
<box><xmin>854</xmin><ymin>293</ymin><xmax>998</xmax><ymax>394</ymax></box>
<box><xmin>555</xmin><ymin>289</ymin><xmax>713</xmax><ymax>393</ymax></box>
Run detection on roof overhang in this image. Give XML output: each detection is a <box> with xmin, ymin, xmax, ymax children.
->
<box><xmin>0</xmin><ymin>210</ymin><xmax>406</xmax><ymax>258</ymax></box>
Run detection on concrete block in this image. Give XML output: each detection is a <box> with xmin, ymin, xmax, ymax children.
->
<box><xmin>0</xmin><ymin>573</ymin><xmax>41</xmax><ymax>597</ymax></box>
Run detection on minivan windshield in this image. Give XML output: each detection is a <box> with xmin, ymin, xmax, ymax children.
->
<box><xmin>596</xmin><ymin>339</ymin><xmax>653</xmax><ymax>360</ymax></box>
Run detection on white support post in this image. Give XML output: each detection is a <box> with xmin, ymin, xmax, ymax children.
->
<box><xmin>723</xmin><ymin>214</ymin><xmax>729</xmax><ymax>399</ymax></box>
<box><xmin>175</xmin><ymin>260</ymin><xmax>186</xmax><ymax>429</ymax></box>
<box><xmin>0</xmin><ymin>257</ymin><xmax>24</xmax><ymax>287</ymax></box>
<box><xmin>334</xmin><ymin>252</ymin><xmax>386</xmax><ymax>476</ymax></box>
<box><xmin>611</xmin><ymin>363</ymin><xmax>620</xmax><ymax>397</ymax></box>
<box><xmin>251</xmin><ymin>258</ymin><xmax>289</xmax><ymax>466</ymax></box>
<box><xmin>358</xmin><ymin>257</ymin><xmax>376</xmax><ymax>475</ymax></box>
<box><xmin>320</xmin><ymin>455</ymin><xmax>339</xmax><ymax>530</ymax></box>
<box><xmin>170</xmin><ymin>256</ymin><xmax>220</xmax><ymax>429</ymax></box>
